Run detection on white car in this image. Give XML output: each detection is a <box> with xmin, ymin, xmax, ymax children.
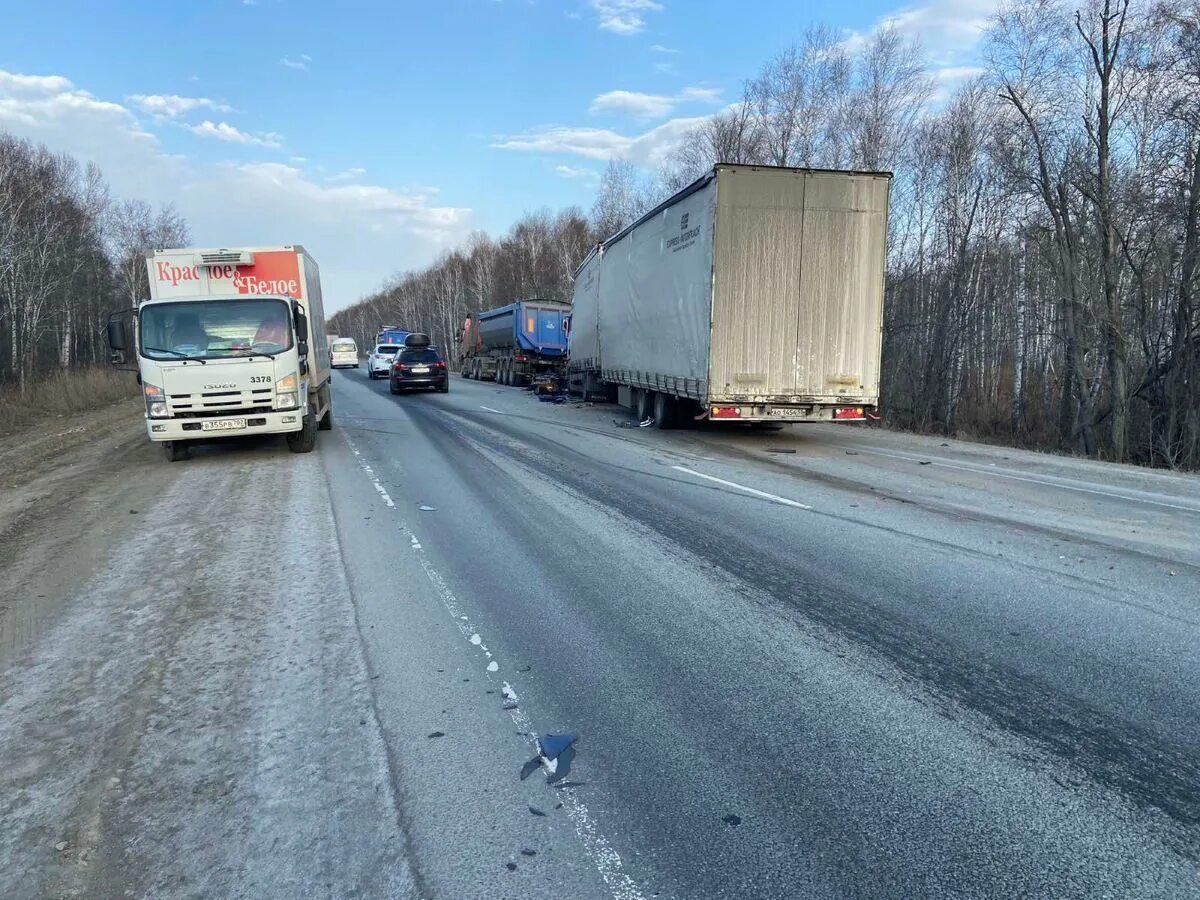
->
<box><xmin>367</xmin><ymin>343</ymin><xmax>402</xmax><ymax>379</ymax></box>
<box><xmin>330</xmin><ymin>338</ymin><xmax>359</xmax><ymax>369</ymax></box>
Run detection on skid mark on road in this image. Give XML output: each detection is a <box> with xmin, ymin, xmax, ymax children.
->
<box><xmin>342</xmin><ymin>431</ymin><xmax>648</xmax><ymax>900</ymax></box>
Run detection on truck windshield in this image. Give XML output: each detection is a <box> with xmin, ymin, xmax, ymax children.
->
<box><xmin>140</xmin><ymin>299</ymin><xmax>294</xmax><ymax>361</ymax></box>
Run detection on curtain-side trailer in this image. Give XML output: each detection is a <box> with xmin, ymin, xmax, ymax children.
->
<box><xmin>568</xmin><ymin>164</ymin><xmax>891</xmax><ymax>426</ymax></box>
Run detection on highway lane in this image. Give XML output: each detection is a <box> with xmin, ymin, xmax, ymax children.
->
<box><xmin>329</xmin><ymin>369</ymin><xmax>1200</xmax><ymax>899</ymax></box>
<box><xmin>2</xmin><ymin>369</ymin><xmax>1198</xmax><ymax>899</ymax></box>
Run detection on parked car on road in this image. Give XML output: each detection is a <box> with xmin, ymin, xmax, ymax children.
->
<box><xmin>390</xmin><ymin>345</ymin><xmax>449</xmax><ymax>394</ymax></box>
<box><xmin>367</xmin><ymin>343</ymin><xmax>402</xmax><ymax>379</ymax></box>
<box><xmin>330</xmin><ymin>337</ymin><xmax>359</xmax><ymax>369</ymax></box>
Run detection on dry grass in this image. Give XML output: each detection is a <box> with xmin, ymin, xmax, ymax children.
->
<box><xmin>0</xmin><ymin>367</ymin><xmax>140</xmax><ymax>434</ymax></box>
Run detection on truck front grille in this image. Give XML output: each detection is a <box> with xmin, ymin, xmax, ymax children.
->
<box><xmin>168</xmin><ymin>388</ymin><xmax>273</xmax><ymax>417</ymax></box>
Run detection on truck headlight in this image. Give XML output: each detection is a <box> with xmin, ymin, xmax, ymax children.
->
<box><xmin>275</xmin><ymin>392</ymin><xmax>297</xmax><ymax>409</ymax></box>
<box><xmin>143</xmin><ymin>383</ymin><xmax>168</xmax><ymax>418</ymax></box>
<box><xmin>277</xmin><ymin>373</ymin><xmax>297</xmax><ymax>392</ymax></box>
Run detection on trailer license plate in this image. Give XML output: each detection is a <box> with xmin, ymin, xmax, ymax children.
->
<box><xmin>201</xmin><ymin>418</ymin><xmax>247</xmax><ymax>432</ymax></box>
<box><xmin>411</xmin><ymin>366</ymin><xmax>430</xmax><ymax>374</ymax></box>
<box><xmin>766</xmin><ymin>408</ymin><xmax>796</xmax><ymax>418</ymax></box>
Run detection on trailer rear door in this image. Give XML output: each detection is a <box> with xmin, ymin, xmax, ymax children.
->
<box><xmin>709</xmin><ymin>168</ymin><xmax>889</xmax><ymax>405</ymax></box>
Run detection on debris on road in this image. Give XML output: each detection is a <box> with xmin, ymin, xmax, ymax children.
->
<box><xmin>427</xmin><ymin>731</ymin><xmax>445</xmax><ymax>739</ymax></box>
<box><xmin>722</xmin><ymin>814</ymin><xmax>742</xmax><ymax>826</ymax></box>
<box><xmin>506</xmin><ymin>862</ymin><xmax>518</xmax><ymax>871</ymax></box>
<box><xmin>766</xmin><ymin>448</ymin><xmax>796</xmax><ymax>454</ymax></box>
<box><xmin>418</xmin><ymin>504</ymin><xmax>437</xmax><ymax>511</ymax></box>
<box><xmin>540</xmin><ymin>734</ymin><xmax>578</xmax><ymax>760</ymax></box>
<box><xmin>521</xmin><ymin>848</ymin><xmax>537</xmax><ymax>857</ymax></box>
<box><xmin>528</xmin><ymin>805</ymin><xmax>547</xmax><ymax>817</ymax></box>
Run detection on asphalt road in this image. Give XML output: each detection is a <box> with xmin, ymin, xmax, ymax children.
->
<box><xmin>3</xmin><ymin>369</ymin><xmax>1199</xmax><ymax>899</ymax></box>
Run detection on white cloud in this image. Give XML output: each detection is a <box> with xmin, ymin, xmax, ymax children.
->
<box><xmin>129</xmin><ymin>94</ymin><xmax>232</xmax><ymax>120</ymax></box>
<box><xmin>654</xmin><ymin>62</ymin><xmax>676</xmax><ymax>74</ymax></box>
<box><xmin>0</xmin><ymin>68</ymin><xmax>470</xmax><ymax>311</ymax></box>
<box><xmin>590</xmin><ymin>0</ymin><xmax>662</xmax><ymax>36</ymax></box>
<box><xmin>650</xmin><ymin>44</ymin><xmax>677</xmax><ymax>53</ymax></box>
<box><xmin>554</xmin><ymin>164</ymin><xmax>599</xmax><ymax>180</ymax></box>
<box><xmin>494</xmin><ymin>114</ymin><xmax>710</xmax><ymax>166</ymax></box>
<box><xmin>845</xmin><ymin>0</ymin><xmax>1000</xmax><ymax>71</ymax></box>
<box><xmin>280</xmin><ymin>56</ymin><xmax>309</xmax><ymax>71</ymax></box>
<box><xmin>589</xmin><ymin>85</ymin><xmax>722</xmax><ymax>120</ymax></box>
<box><xmin>326</xmin><ymin>166</ymin><xmax>366</xmax><ymax>183</ymax></box>
<box><xmin>188</xmin><ymin>120</ymin><xmax>283</xmax><ymax>149</ymax></box>
<box><xmin>590</xmin><ymin>90</ymin><xmax>674</xmax><ymax>119</ymax></box>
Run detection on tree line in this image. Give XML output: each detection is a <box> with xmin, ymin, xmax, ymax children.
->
<box><xmin>0</xmin><ymin>132</ymin><xmax>189</xmax><ymax>392</ymax></box>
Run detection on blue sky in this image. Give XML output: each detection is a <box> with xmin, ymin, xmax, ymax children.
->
<box><xmin>0</xmin><ymin>0</ymin><xmax>992</xmax><ymax>310</ymax></box>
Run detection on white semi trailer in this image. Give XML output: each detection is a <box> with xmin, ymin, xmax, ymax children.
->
<box><xmin>106</xmin><ymin>245</ymin><xmax>332</xmax><ymax>461</ymax></box>
<box><xmin>569</xmin><ymin>164</ymin><xmax>891</xmax><ymax>426</ymax></box>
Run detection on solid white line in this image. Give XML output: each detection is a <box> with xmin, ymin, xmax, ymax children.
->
<box><xmin>480</xmin><ymin>406</ymin><xmax>504</xmax><ymax>414</ymax></box>
<box><xmin>848</xmin><ymin>446</ymin><xmax>1200</xmax><ymax>514</ymax></box>
<box><xmin>672</xmin><ymin>465</ymin><xmax>812</xmax><ymax>510</ymax></box>
<box><xmin>341</xmin><ymin>430</ymin><xmax>646</xmax><ymax>900</ymax></box>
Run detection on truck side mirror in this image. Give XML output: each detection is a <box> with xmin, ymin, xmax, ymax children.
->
<box><xmin>105</xmin><ymin>309</ymin><xmax>138</xmax><ymax>371</ymax></box>
<box><xmin>293</xmin><ymin>303</ymin><xmax>309</xmax><ymax>349</ymax></box>
<box><xmin>107</xmin><ymin>317</ymin><xmax>128</xmax><ymax>351</ymax></box>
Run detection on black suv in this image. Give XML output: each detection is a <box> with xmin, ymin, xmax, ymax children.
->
<box><xmin>389</xmin><ymin>345</ymin><xmax>449</xmax><ymax>393</ymax></box>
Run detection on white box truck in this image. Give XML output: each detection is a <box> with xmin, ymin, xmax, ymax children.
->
<box><xmin>106</xmin><ymin>245</ymin><xmax>332</xmax><ymax>461</ymax></box>
<box><xmin>569</xmin><ymin>164</ymin><xmax>890</xmax><ymax>425</ymax></box>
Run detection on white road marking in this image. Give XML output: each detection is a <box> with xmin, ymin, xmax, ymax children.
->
<box><xmin>342</xmin><ymin>431</ymin><xmax>647</xmax><ymax>900</ymax></box>
<box><xmin>480</xmin><ymin>406</ymin><xmax>504</xmax><ymax>414</ymax></box>
<box><xmin>847</xmin><ymin>446</ymin><xmax>1200</xmax><ymax>514</ymax></box>
<box><xmin>672</xmin><ymin>465</ymin><xmax>812</xmax><ymax>510</ymax></box>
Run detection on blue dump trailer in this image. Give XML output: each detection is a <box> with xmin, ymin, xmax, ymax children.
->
<box><xmin>376</xmin><ymin>326</ymin><xmax>411</xmax><ymax>346</ymax></box>
<box><xmin>459</xmin><ymin>299</ymin><xmax>570</xmax><ymax>385</ymax></box>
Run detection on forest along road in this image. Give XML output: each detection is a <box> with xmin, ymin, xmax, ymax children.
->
<box><xmin>2</xmin><ymin>372</ymin><xmax>1199</xmax><ymax>900</ymax></box>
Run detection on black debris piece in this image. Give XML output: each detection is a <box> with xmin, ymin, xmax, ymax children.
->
<box><xmin>845</xmin><ymin>450</ymin><xmax>859</xmax><ymax>455</ymax></box>
<box><xmin>505</xmin><ymin>862</ymin><xmax>518</xmax><ymax>872</ymax></box>
<box><xmin>517</xmin><ymin>665</ymin><xmax>532</xmax><ymax>673</ymax></box>
<box><xmin>765</xmin><ymin>448</ymin><xmax>796</xmax><ymax>454</ymax></box>
<box><xmin>528</xmin><ymin>806</ymin><xmax>547</xmax><ymax>817</ymax></box>
<box><xmin>521</xmin><ymin>848</ymin><xmax>537</xmax><ymax>857</ymax></box>
<box><xmin>554</xmin><ymin>803</ymin><xmax>563</xmax><ymax>810</ymax></box>
<box><xmin>722</xmin><ymin>814</ymin><xmax>742</xmax><ymax>826</ymax></box>
<box><xmin>520</xmin><ymin>757</ymin><xmax>542</xmax><ymax>781</ymax></box>
<box><xmin>427</xmin><ymin>731</ymin><xmax>445</xmax><ymax>739</ymax></box>
<box><xmin>503</xmin><ymin>701</ymin><xmax>519</xmax><ymax>711</ymax></box>
<box><xmin>918</xmin><ymin>460</ymin><xmax>932</xmax><ymax>466</ymax></box>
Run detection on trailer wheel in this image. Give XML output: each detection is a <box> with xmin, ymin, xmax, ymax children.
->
<box><xmin>286</xmin><ymin>412</ymin><xmax>318</xmax><ymax>453</ymax></box>
<box><xmin>635</xmin><ymin>389</ymin><xmax>652</xmax><ymax>421</ymax></box>
<box><xmin>653</xmin><ymin>392</ymin><xmax>675</xmax><ymax>429</ymax></box>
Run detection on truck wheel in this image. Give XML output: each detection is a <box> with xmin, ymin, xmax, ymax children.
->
<box><xmin>318</xmin><ymin>404</ymin><xmax>333</xmax><ymax>431</ymax></box>
<box><xmin>163</xmin><ymin>441</ymin><xmax>190</xmax><ymax>462</ymax></box>
<box><xmin>635</xmin><ymin>389</ymin><xmax>652</xmax><ymax>421</ymax></box>
<box><xmin>653</xmin><ymin>392</ymin><xmax>675</xmax><ymax>429</ymax></box>
<box><xmin>286</xmin><ymin>412</ymin><xmax>318</xmax><ymax>453</ymax></box>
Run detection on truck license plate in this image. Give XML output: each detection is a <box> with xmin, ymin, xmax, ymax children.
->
<box><xmin>201</xmin><ymin>418</ymin><xmax>247</xmax><ymax>432</ymax></box>
<box><xmin>766</xmin><ymin>408</ymin><xmax>796</xmax><ymax>418</ymax></box>
<box><xmin>411</xmin><ymin>366</ymin><xmax>430</xmax><ymax>374</ymax></box>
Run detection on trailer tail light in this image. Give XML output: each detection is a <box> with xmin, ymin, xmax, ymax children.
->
<box><xmin>711</xmin><ymin>406</ymin><xmax>741</xmax><ymax>419</ymax></box>
<box><xmin>833</xmin><ymin>407</ymin><xmax>865</xmax><ymax>421</ymax></box>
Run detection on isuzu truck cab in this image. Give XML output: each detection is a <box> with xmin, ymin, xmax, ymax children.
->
<box><xmin>106</xmin><ymin>245</ymin><xmax>333</xmax><ymax>462</ymax></box>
